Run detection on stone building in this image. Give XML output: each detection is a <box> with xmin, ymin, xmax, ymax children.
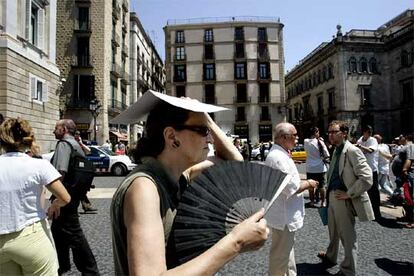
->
<box><xmin>56</xmin><ymin>0</ymin><xmax>130</xmax><ymax>145</ymax></box>
<box><xmin>129</xmin><ymin>12</ymin><xmax>165</xmax><ymax>142</ymax></box>
<box><xmin>286</xmin><ymin>9</ymin><xmax>413</xmax><ymax>142</ymax></box>
<box><xmin>0</xmin><ymin>0</ymin><xmax>60</xmax><ymax>153</ymax></box>
<box><xmin>164</xmin><ymin>17</ymin><xmax>285</xmax><ymax>144</ymax></box>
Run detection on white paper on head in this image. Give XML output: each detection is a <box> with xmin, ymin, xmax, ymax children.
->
<box><xmin>110</xmin><ymin>90</ymin><xmax>229</xmax><ymax>124</ymax></box>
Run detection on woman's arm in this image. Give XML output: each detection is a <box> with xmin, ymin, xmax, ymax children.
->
<box><xmin>123</xmin><ymin>177</ymin><xmax>269</xmax><ymax>276</ymax></box>
<box><xmin>46</xmin><ymin>179</ymin><xmax>71</xmax><ymax>219</ymax></box>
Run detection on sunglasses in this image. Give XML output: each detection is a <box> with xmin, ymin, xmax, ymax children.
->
<box><xmin>175</xmin><ymin>125</ymin><xmax>211</xmax><ymax>137</ymax></box>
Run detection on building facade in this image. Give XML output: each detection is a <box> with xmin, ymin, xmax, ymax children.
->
<box><xmin>56</xmin><ymin>0</ymin><xmax>130</xmax><ymax>145</ymax></box>
<box><xmin>286</xmin><ymin>9</ymin><xmax>414</xmax><ymax>142</ymax></box>
<box><xmin>0</xmin><ymin>0</ymin><xmax>60</xmax><ymax>153</ymax></box>
<box><xmin>129</xmin><ymin>12</ymin><xmax>165</xmax><ymax>143</ymax></box>
<box><xmin>164</xmin><ymin>17</ymin><xmax>285</xmax><ymax>144</ymax></box>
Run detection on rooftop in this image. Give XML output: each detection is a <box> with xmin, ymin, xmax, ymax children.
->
<box><xmin>166</xmin><ymin>16</ymin><xmax>280</xmax><ymax>26</ymax></box>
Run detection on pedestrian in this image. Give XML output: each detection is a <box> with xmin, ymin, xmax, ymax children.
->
<box><xmin>74</xmin><ymin>130</ymin><xmax>97</xmax><ymax>213</ymax></box>
<box><xmin>398</xmin><ymin>134</ymin><xmax>414</xmax><ymax>228</ymax></box>
<box><xmin>265</xmin><ymin>122</ymin><xmax>318</xmax><ymax>276</ymax></box>
<box><xmin>50</xmin><ymin>119</ymin><xmax>99</xmax><ymax>275</ymax></box>
<box><xmin>356</xmin><ymin>125</ymin><xmax>382</xmax><ymax>220</ymax></box>
<box><xmin>304</xmin><ymin>127</ymin><xmax>330</xmax><ymax>207</ymax></box>
<box><xmin>373</xmin><ymin>134</ymin><xmax>394</xmax><ymax>196</ymax></box>
<box><xmin>102</xmin><ymin>140</ymin><xmax>112</xmax><ymax>151</ymax></box>
<box><xmin>317</xmin><ymin>120</ymin><xmax>374</xmax><ymax>276</ymax></box>
<box><xmin>111</xmin><ymin>94</ymin><xmax>269</xmax><ymax>275</ymax></box>
<box><xmin>260</xmin><ymin>142</ymin><xmax>266</xmax><ymax>161</ymax></box>
<box><xmin>0</xmin><ymin>118</ymin><xmax>70</xmax><ymax>275</ymax></box>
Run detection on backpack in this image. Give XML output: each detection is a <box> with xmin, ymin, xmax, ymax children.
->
<box><xmin>391</xmin><ymin>150</ymin><xmax>407</xmax><ymax>177</ymax></box>
<box><xmin>55</xmin><ymin>140</ymin><xmax>96</xmax><ymax>195</ymax></box>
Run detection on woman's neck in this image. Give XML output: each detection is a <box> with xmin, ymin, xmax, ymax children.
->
<box><xmin>156</xmin><ymin>153</ymin><xmax>187</xmax><ymax>182</ymax></box>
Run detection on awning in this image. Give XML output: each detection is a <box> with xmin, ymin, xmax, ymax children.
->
<box><xmin>110</xmin><ymin>131</ymin><xmax>129</xmax><ymax>141</ymax></box>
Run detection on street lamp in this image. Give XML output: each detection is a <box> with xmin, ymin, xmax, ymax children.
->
<box><xmin>89</xmin><ymin>98</ymin><xmax>101</xmax><ymax>143</ymax></box>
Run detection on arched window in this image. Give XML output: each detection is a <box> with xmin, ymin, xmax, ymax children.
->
<box><xmin>369</xmin><ymin>58</ymin><xmax>378</xmax><ymax>74</ymax></box>
<box><xmin>401</xmin><ymin>50</ymin><xmax>409</xmax><ymax>67</ymax></box>
<box><xmin>360</xmin><ymin>57</ymin><xmax>368</xmax><ymax>73</ymax></box>
<box><xmin>328</xmin><ymin>63</ymin><xmax>334</xmax><ymax>79</ymax></box>
<box><xmin>349</xmin><ymin>57</ymin><xmax>357</xmax><ymax>73</ymax></box>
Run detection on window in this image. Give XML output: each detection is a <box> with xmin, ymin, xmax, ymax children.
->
<box><xmin>204</xmin><ymin>64</ymin><xmax>215</xmax><ymax>80</ymax></box>
<box><xmin>236</xmin><ymin>106</ymin><xmax>245</xmax><ymax>121</ymax></box>
<box><xmin>258</xmin><ymin>43</ymin><xmax>268</xmax><ymax>59</ymax></box>
<box><xmin>111</xmin><ymin>80</ymin><xmax>117</xmax><ymax>108</ymax></box>
<box><xmin>175</xmin><ymin>30</ymin><xmax>184</xmax><ymax>43</ymax></box>
<box><xmin>260</xmin><ymin>106</ymin><xmax>270</xmax><ymax>121</ymax></box>
<box><xmin>121</xmin><ymin>86</ymin><xmax>127</xmax><ymax>109</ymax></box>
<box><xmin>175</xmin><ymin>46</ymin><xmax>185</xmax><ymax>60</ymax></box>
<box><xmin>360</xmin><ymin>86</ymin><xmax>371</xmax><ymax>106</ymax></box>
<box><xmin>204</xmin><ymin>29</ymin><xmax>213</xmax><ymax>42</ymax></box>
<box><xmin>259</xmin><ymin>124</ymin><xmax>272</xmax><ymax>142</ymax></box>
<box><xmin>401</xmin><ymin>80</ymin><xmax>413</xmax><ymax>105</ymax></box>
<box><xmin>176</xmin><ymin>85</ymin><xmax>186</xmax><ymax>97</ymax></box>
<box><xmin>258</xmin><ymin>28</ymin><xmax>267</xmax><ymax>41</ymax></box>
<box><xmin>322</xmin><ymin>66</ymin><xmax>328</xmax><ymax>81</ymax></box>
<box><xmin>235</xmin><ymin>63</ymin><xmax>246</xmax><ymax>79</ymax></box>
<box><xmin>349</xmin><ymin>57</ymin><xmax>357</xmax><ymax>73</ymax></box>
<box><xmin>78</xmin><ymin>7</ymin><xmax>89</xmax><ymax>30</ymax></box>
<box><xmin>360</xmin><ymin>57</ymin><xmax>368</xmax><ymax>73</ymax></box>
<box><xmin>236</xmin><ymin>83</ymin><xmax>247</xmax><ymax>103</ymax></box>
<box><xmin>235</xmin><ymin>27</ymin><xmax>244</xmax><ymax>40</ymax></box>
<box><xmin>317</xmin><ymin>95</ymin><xmax>324</xmax><ymax>114</ymax></box>
<box><xmin>369</xmin><ymin>58</ymin><xmax>378</xmax><ymax>74</ymax></box>
<box><xmin>204</xmin><ymin>84</ymin><xmax>215</xmax><ymax>104</ymax></box>
<box><xmin>204</xmin><ymin>44</ymin><xmax>214</xmax><ymax>59</ymax></box>
<box><xmin>77</xmin><ymin>37</ymin><xmax>90</xmax><ymax>66</ymax></box>
<box><xmin>235</xmin><ymin>42</ymin><xmax>245</xmax><ymax>58</ymax></box>
<box><xmin>328</xmin><ymin>63</ymin><xmax>334</xmax><ymax>79</ymax></box>
<box><xmin>259</xmin><ymin>63</ymin><xmax>270</xmax><ymax>79</ymax></box>
<box><xmin>27</xmin><ymin>1</ymin><xmax>45</xmax><ymax>49</ymax></box>
<box><xmin>174</xmin><ymin>65</ymin><xmax>186</xmax><ymax>82</ymax></box>
<box><xmin>259</xmin><ymin>83</ymin><xmax>269</xmax><ymax>103</ymax></box>
<box><xmin>73</xmin><ymin>75</ymin><xmax>95</xmax><ymax>107</ymax></box>
<box><xmin>328</xmin><ymin>88</ymin><xmax>335</xmax><ymax>110</ymax></box>
<box><xmin>29</xmin><ymin>75</ymin><xmax>48</xmax><ymax>103</ymax></box>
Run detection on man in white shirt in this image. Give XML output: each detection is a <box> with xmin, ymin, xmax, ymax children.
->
<box><xmin>265</xmin><ymin>123</ymin><xmax>318</xmax><ymax>276</ymax></box>
<box><xmin>373</xmin><ymin>134</ymin><xmax>394</xmax><ymax>196</ymax></box>
<box><xmin>304</xmin><ymin>127</ymin><xmax>330</xmax><ymax>207</ymax></box>
<box><xmin>356</xmin><ymin>125</ymin><xmax>381</xmax><ymax>220</ymax></box>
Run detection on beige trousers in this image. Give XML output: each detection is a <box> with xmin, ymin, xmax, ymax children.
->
<box><xmin>269</xmin><ymin>226</ymin><xmax>297</xmax><ymax>276</ymax></box>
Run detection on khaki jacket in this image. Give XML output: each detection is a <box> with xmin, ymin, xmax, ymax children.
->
<box><xmin>338</xmin><ymin>141</ymin><xmax>375</xmax><ymax>221</ymax></box>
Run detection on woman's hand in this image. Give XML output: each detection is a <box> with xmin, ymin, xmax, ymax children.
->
<box><xmin>229</xmin><ymin>208</ymin><xmax>269</xmax><ymax>253</ymax></box>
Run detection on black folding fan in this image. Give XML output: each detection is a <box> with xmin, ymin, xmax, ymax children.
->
<box><xmin>172</xmin><ymin>161</ymin><xmax>292</xmax><ymax>264</ymax></box>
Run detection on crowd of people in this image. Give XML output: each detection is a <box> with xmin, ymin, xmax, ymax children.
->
<box><xmin>0</xmin><ymin>98</ymin><xmax>413</xmax><ymax>276</ymax></box>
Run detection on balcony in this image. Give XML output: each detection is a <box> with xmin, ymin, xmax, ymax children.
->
<box><xmin>203</xmin><ymin>53</ymin><xmax>215</xmax><ymax>60</ymax></box>
<box><xmin>66</xmin><ymin>99</ymin><xmax>91</xmax><ymax>109</ymax></box>
<box><xmin>258</xmin><ymin>96</ymin><xmax>270</xmax><ymax>103</ymax></box>
<box><xmin>112</xmin><ymin>4</ymin><xmax>121</xmax><ymax>20</ymax></box>
<box><xmin>173</xmin><ymin>75</ymin><xmax>186</xmax><ymax>82</ymax></box>
<box><xmin>258</xmin><ymin>72</ymin><xmax>272</xmax><ymax>80</ymax></box>
<box><xmin>121</xmin><ymin>70</ymin><xmax>130</xmax><ymax>85</ymax></box>
<box><xmin>112</xmin><ymin>32</ymin><xmax>120</xmax><ymax>47</ymax></box>
<box><xmin>234</xmin><ymin>51</ymin><xmax>246</xmax><ymax>59</ymax></box>
<box><xmin>110</xmin><ymin>63</ymin><xmax>122</xmax><ymax>78</ymax></box>
<box><xmin>174</xmin><ymin>55</ymin><xmax>186</xmax><ymax>61</ymax></box>
<box><xmin>203</xmin><ymin>97</ymin><xmax>217</xmax><ymax>104</ymax></box>
<box><xmin>260</xmin><ymin>113</ymin><xmax>271</xmax><ymax>121</ymax></box>
<box><xmin>122</xmin><ymin>0</ymin><xmax>129</xmax><ymax>11</ymax></box>
<box><xmin>74</xmin><ymin>22</ymin><xmax>91</xmax><ymax>34</ymax></box>
<box><xmin>122</xmin><ymin>43</ymin><xmax>129</xmax><ymax>56</ymax></box>
<box><xmin>258</xmin><ymin>50</ymin><xmax>270</xmax><ymax>60</ymax></box>
<box><xmin>235</xmin><ymin>114</ymin><xmax>246</xmax><ymax>122</ymax></box>
<box><xmin>108</xmin><ymin>99</ymin><xmax>127</xmax><ymax>115</ymax></box>
<box><xmin>233</xmin><ymin>96</ymin><xmax>251</xmax><ymax>104</ymax></box>
<box><xmin>72</xmin><ymin>55</ymin><xmax>93</xmax><ymax>68</ymax></box>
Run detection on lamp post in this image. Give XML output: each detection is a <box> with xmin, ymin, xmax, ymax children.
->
<box><xmin>89</xmin><ymin>98</ymin><xmax>101</xmax><ymax>143</ymax></box>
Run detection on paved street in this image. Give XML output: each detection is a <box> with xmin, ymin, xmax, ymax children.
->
<box><xmin>66</xmin><ymin>172</ymin><xmax>414</xmax><ymax>275</ymax></box>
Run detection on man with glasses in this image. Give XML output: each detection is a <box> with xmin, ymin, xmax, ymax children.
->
<box><xmin>265</xmin><ymin>122</ymin><xmax>318</xmax><ymax>276</ymax></box>
<box><xmin>318</xmin><ymin>120</ymin><xmax>373</xmax><ymax>276</ymax></box>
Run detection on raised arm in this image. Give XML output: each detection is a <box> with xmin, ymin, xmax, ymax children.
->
<box><xmin>123</xmin><ymin>177</ymin><xmax>268</xmax><ymax>276</ymax></box>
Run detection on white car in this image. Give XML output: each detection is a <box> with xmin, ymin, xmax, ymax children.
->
<box><xmin>87</xmin><ymin>146</ymin><xmax>136</xmax><ymax>176</ymax></box>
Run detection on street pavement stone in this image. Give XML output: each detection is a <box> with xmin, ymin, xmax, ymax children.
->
<box><xmin>65</xmin><ymin>176</ymin><xmax>414</xmax><ymax>276</ymax></box>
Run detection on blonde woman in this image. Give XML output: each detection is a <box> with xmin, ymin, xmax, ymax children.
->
<box><xmin>0</xmin><ymin>118</ymin><xmax>70</xmax><ymax>275</ymax></box>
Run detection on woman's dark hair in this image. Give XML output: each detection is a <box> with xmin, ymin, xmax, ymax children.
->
<box><xmin>133</xmin><ymin>102</ymin><xmax>190</xmax><ymax>161</ymax></box>
<box><xmin>310</xmin><ymin>127</ymin><xmax>319</xmax><ymax>136</ymax></box>
<box><xmin>0</xmin><ymin>117</ymin><xmax>38</xmax><ymax>154</ymax></box>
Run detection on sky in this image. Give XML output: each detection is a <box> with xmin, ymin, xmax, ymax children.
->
<box><xmin>132</xmin><ymin>0</ymin><xmax>413</xmax><ymax>72</ymax></box>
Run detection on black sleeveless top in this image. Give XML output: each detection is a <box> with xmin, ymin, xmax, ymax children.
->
<box><xmin>110</xmin><ymin>157</ymin><xmax>187</xmax><ymax>275</ymax></box>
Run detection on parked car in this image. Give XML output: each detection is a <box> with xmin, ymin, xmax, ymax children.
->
<box><xmin>42</xmin><ymin>146</ymin><xmax>136</xmax><ymax>176</ymax></box>
<box><xmin>291</xmin><ymin>145</ymin><xmax>307</xmax><ymax>162</ymax></box>
<box><xmin>87</xmin><ymin>146</ymin><xmax>136</xmax><ymax>176</ymax></box>
<box><xmin>251</xmin><ymin>143</ymin><xmax>271</xmax><ymax>160</ymax></box>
